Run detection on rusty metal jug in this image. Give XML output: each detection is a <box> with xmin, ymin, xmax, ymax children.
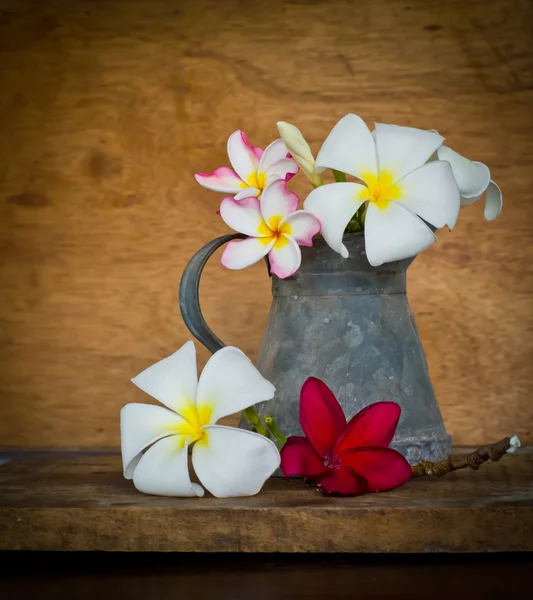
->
<box><xmin>179</xmin><ymin>232</ymin><xmax>451</xmax><ymax>467</ymax></box>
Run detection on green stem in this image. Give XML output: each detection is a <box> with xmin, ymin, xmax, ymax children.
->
<box><xmin>242</xmin><ymin>406</ymin><xmax>270</xmax><ymax>438</ymax></box>
<box><xmin>264</xmin><ymin>415</ymin><xmax>287</xmax><ymax>446</ymax></box>
<box><xmin>312</xmin><ymin>172</ymin><xmax>324</xmax><ymax>188</ymax></box>
<box><xmin>332</xmin><ymin>169</ymin><xmax>347</xmax><ymax>183</ymax></box>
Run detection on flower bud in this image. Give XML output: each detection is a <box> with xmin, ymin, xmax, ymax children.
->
<box><xmin>277</xmin><ymin>121</ymin><xmax>322</xmax><ymax>187</ymax></box>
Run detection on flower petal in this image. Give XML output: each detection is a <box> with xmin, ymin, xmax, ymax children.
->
<box><xmin>315</xmin><ymin>114</ymin><xmax>377</xmax><ymax>179</ymax></box>
<box><xmin>396</xmin><ymin>160</ymin><xmax>461</xmax><ymax>229</ymax></box>
<box><xmin>266</xmin><ymin>158</ymin><xmax>299</xmax><ymax>182</ymax></box>
<box><xmin>280</xmin><ymin>210</ymin><xmax>321</xmax><ymax>247</ymax></box>
<box><xmin>120</xmin><ymin>403</ymin><xmax>187</xmax><ymax>478</ymax></box>
<box><xmin>260</xmin><ymin>179</ymin><xmax>300</xmax><ymax>228</ymax></box>
<box><xmin>234</xmin><ymin>187</ymin><xmax>260</xmax><ymax>200</ymax></box>
<box><xmin>304</xmin><ymin>182</ymin><xmax>367</xmax><ymax>258</ymax></box>
<box><xmin>192</xmin><ymin>425</ymin><xmax>280</xmax><ymax>497</ymax></box>
<box><xmin>132</xmin><ymin>435</ymin><xmax>204</xmax><ymax>497</ymax></box>
<box><xmin>364</xmin><ymin>201</ymin><xmax>436</xmax><ymax>267</ymax></box>
<box><xmin>485</xmin><ymin>180</ymin><xmax>502</xmax><ymax>221</ymax></box>
<box><xmin>375</xmin><ymin>123</ymin><xmax>444</xmax><ymax>183</ymax></box>
<box><xmin>268</xmin><ymin>234</ymin><xmax>301</xmax><ymax>279</ymax></box>
<box><xmin>221</xmin><ymin>236</ymin><xmax>275</xmax><ymax>270</ymax></box>
<box><xmin>437</xmin><ymin>145</ymin><xmax>490</xmax><ymax>200</ymax></box>
<box><xmin>194</xmin><ymin>167</ymin><xmax>244</xmax><ymax>193</ymax></box>
<box><xmin>196</xmin><ymin>346</ymin><xmax>275</xmax><ymax>423</ymax></box>
<box><xmin>280</xmin><ymin>436</ymin><xmax>326</xmax><ymax>478</ymax></box>
<box><xmin>341</xmin><ymin>447</ymin><xmax>412</xmax><ymax>492</ymax></box>
<box><xmin>315</xmin><ymin>466</ymin><xmax>369</xmax><ymax>496</ymax></box>
<box><xmin>220</xmin><ymin>195</ymin><xmax>270</xmax><ymax>237</ymax></box>
<box><xmin>299</xmin><ymin>377</ymin><xmax>346</xmax><ymax>458</ymax></box>
<box><xmin>131</xmin><ymin>340</ymin><xmax>198</xmax><ymax>414</ymax></box>
<box><xmin>334</xmin><ymin>402</ymin><xmax>401</xmax><ymax>457</ymax></box>
<box><xmin>227</xmin><ymin>130</ymin><xmax>261</xmax><ymax>185</ymax></box>
<box><xmin>258</xmin><ymin>139</ymin><xmax>291</xmax><ymax>172</ymax></box>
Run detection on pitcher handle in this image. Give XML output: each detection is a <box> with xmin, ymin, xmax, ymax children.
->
<box><xmin>179</xmin><ymin>233</ymin><xmax>246</xmax><ymax>354</ymax></box>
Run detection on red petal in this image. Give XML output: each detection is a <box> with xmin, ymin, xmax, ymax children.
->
<box><xmin>299</xmin><ymin>377</ymin><xmax>346</xmax><ymax>458</ymax></box>
<box><xmin>315</xmin><ymin>466</ymin><xmax>369</xmax><ymax>496</ymax></box>
<box><xmin>341</xmin><ymin>447</ymin><xmax>412</xmax><ymax>492</ymax></box>
<box><xmin>335</xmin><ymin>401</ymin><xmax>401</xmax><ymax>457</ymax></box>
<box><xmin>280</xmin><ymin>436</ymin><xmax>326</xmax><ymax>478</ymax></box>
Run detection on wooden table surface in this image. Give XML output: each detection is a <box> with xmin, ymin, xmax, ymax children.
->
<box><xmin>0</xmin><ymin>0</ymin><xmax>533</xmax><ymax>451</ymax></box>
<box><xmin>1</xmin><ymin>448</ymin><xmax>532</xmax><ymax>553</ymax></box>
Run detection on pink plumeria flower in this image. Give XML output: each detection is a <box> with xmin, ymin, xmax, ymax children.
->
<box><xmin>220</xmin><ymin>180</ymin><xmax>321</xmax><ymax>279</ymax></box>
<box><xmin>195</xmin><ymin>130</ymin><xmax>299</xmax><ymax>199</ymax></box>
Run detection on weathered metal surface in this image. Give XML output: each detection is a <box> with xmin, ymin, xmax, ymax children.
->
<box><xmin>180</xmin><ymin>233</ymin><xmax>451</xmax><ymax>469</ymax></box>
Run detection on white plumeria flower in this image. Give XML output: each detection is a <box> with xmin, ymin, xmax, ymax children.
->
<box><xmin>220</xmin><ymin>179</ymin><xmax>321</xmax><ymax>279</ymax></box>
<box><xmin>437</xmin><ymin>145</ymin><xmax>503</xmax><ymax>221</ymax></box>
<box><xmin>195</xmin><ymin>130</ymin><xmax>298</xmax><ymax>200</ymax></box>
<box><xmin>304</xmin><ymin>114</ymin><xmax>461</xmax><ymax>267</ymax></box>
<box><xmin>121</xmin><ymin>341</ymin><xmax>280</xmax><ymax>498</ymax></box>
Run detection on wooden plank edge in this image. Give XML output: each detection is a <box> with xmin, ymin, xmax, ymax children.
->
<box><xmin>1</xmin><ymin>506</ymin><xmax>531</xmax><ymax>553</ymax></box>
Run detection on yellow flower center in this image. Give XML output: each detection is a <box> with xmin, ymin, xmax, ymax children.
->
<box><xmin>258</xmin><ymin>215</ymin><xmax>292</xmax><ymax>248</ymax></box>
<box><xmin>359</xmin><ymin>170</ymin><xmax>402</xmax><ymax>210</ymax></box>
<box><xmin>245</xmin><ymin>170</ymin><xmax>268</xmax><ymax>192</ymax></box>
<box><xmin>169</xmin><ymin>400</ymin><xmax>213</xmax><ymax>448</ymax></box>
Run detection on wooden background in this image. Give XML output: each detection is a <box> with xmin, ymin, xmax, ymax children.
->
<box><xmin>0</xmin><ymin>0</ymin><xmax>532</xmax><ymax>448</ymax></box>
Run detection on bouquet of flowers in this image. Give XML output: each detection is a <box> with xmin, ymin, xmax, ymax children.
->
<box><xmin>121</xmin><ymin>115</ymin><xmax>511</xmax><ymax>499</ymax></box>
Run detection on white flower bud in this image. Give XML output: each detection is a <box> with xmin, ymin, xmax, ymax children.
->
<box><xmin>277</xmin><ymin>121</ymin><xmax>322</xmax><ymax>187</ymax></box>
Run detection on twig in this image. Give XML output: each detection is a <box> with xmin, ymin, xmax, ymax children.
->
<box><xmin>412</xmin><ymin>435</ymin><xmax>521</xmax><ymax>478</ymax></box>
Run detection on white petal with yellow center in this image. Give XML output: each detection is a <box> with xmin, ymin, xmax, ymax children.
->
<box><xmin>221</xmin><ymin>236</ymin><xmax>275</xmax><ymax>270</ymax></box>
<box><xmin>132</xmin><ymin>435</ymin><xmax>204</xmax><ymax>497</ymax></box>
<box><xmin>304</xmin><ymin>182</ymin><xmax>367</xmax><ymax>258</ymax></box>
<box><xmin>227</xmin><ymin>130</ymin><xmax>260</xmax><ymax>185</ymax></box>
<box><xmin>279</xmin><ymin>210</ymin><xmax>320</xmax><ymax>247</ymax></box>
<box><xmin>374</xmin><ymin>123</ymin><xmax>444</xmax><ymax>182</ymax></box>
<box><xmin>364</xmin><ymin>202</ymin><xmax>437</xmax><ymax>266</ymax></box>
<box><xmin>268</xmin><ymin>234</ymin><xmax>302</xmax><ymax>279</ymax></box>
<box><xmin>131</xmin><ymin>340</ymin><xmax>198</xmax><ymax>416</ymax></box>
<box><xmin>260</xmin><ymin>180</ymin><xmax>299</xmax><ymax>229</ymax></box>
<box><xmin>192</xmin><ymin>425</ymin><xmax>280</xmax><ymax>498</ymax></box>
<box><xmin>120</xmin><ymin>403</ymin><xmax>188</xmax><ymax>479</ymax></box>
<box><xmin>196</xmin><ymin>346</ymin><xmax>276</xmax><ymax>423</ymax></box>
<box><xmin>437</xmin><ymin>145</ymin><xmax>490</xmax><ymax>200</ymax></box>
<box><xmin>259</xmin><ymin>139</ymin><xmax>290</xmax><ymax>172</ymax></box>
<box><xmin>485</xmin><ymin>180</ymin><xmax>503</xmax><ymax>221</ymax></box>
<box><xmin>220</xmin><ymin>196</ymin><xmax>271</xmax><ymax>237</ymax></box>
<box><xmin>315</xmin><ymin>113</ymin><xmax>377</xmax><ymax>179</ymax></box>
<box><xmin>395</xmin><ymin>160</ymin><xmax>460</xmax><ymax>229</ymax></box>
<box><xmin>265</xmin><ymin>158</ymin><xmax>298</xmax><ymax>183</ymax></box>
<box><xmin>234</xmin><ymin>187</ymin><xmax>260</xmax><ymax>200</ymax></box>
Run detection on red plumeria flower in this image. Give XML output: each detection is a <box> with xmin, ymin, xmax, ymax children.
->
<box><xmin>280</xmin><ymin>377</ymin><xmax>412</xmax><ymax>496</ymax></box>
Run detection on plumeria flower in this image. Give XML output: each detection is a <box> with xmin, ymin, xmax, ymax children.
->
<box><xmin>121</xmin><ymin>341</ymin><xmax>280</xmax><ymax>498</ymax></box>
<box><xmin>304</xmin><ymin>114</ymin><xmax>461</xmax><ymax>266</ymax></box>
<box><xmin>195</xmin><ymin>130</ymin><xmax>298</xmax><ymax>200</ymax></box>
<box><xmin>220</xmin><ymin>179</ymin><xmax>321</xmax><ymax>279</ymax></box>
<box><xmin>437</xmin><ymin>145</ymin><xmax>503</xmax><ymax>221</ymax></box>
<box><xmin>280</xmin><ymin>377</ymin><xmax>412</xmax><ymax>496</ymax></box>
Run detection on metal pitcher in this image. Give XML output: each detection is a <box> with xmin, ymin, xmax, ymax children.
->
<box><xmin>179</xmin><ymin>232</ymin><xmax>451</xmax><ymax>468</ymax></box>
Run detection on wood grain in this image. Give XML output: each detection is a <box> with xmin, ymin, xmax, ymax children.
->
<box><xmin>0</xmin><ymin>0</ymin><xmax>532</xmax><ymax>447</ymax></box>
<box><xmin>1</xmin><ymin>449</ymin><xmax>532</xmax><ymax>552</ymax></box>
